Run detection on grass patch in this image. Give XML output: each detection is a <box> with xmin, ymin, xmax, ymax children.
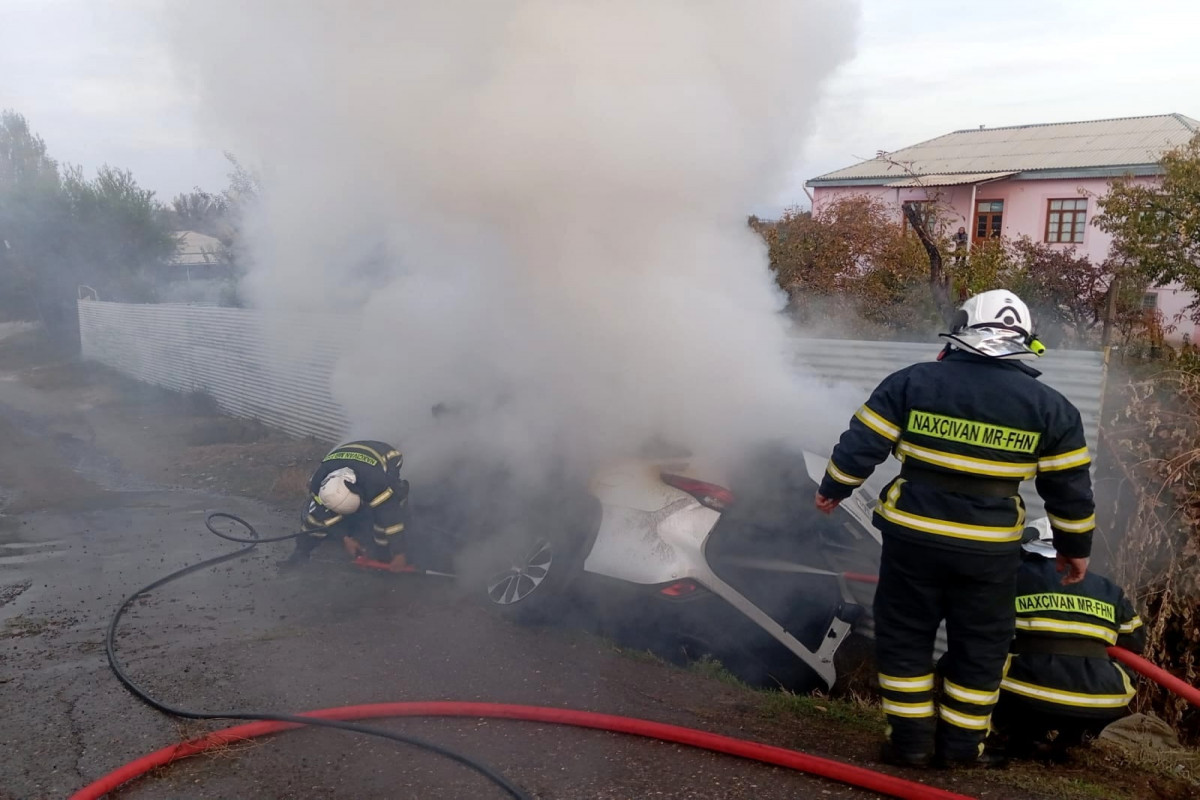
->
<box><xmin>1082</xmin><ymin>738</ymin><xmax>1200</xmax><ymax>796</ymax></box>
<box><xmin>608</xmin><ymin>645</ymin><xmax>668</xmax><ymax>666</ymax></box>
<box><xmin>614</xmin><ymin>646</ymin><xmax>885</xmax><ymax>735</ymax></box>
<box><xmin>185</xmin><ymin>416</ymin><xmax>271</xmax><ymax>446</ymax></box>
<box><xmin>687</xmin><ymin>655</ymin><xmax>747</xmax><ymax>686</ymax></box>
<box><xmin>760</xmin><ymin>688</ymin><xmax>885</xmax><ymax>734</ymax></box>
<box><xmin>997</xmin><ymin>769</ymin><xmax>1128</xmax><ymax>800</ymax></box>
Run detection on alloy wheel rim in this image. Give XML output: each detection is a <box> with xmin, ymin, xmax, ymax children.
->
<box><xmin>486</xmin><ymin>539</ymin><xmax>553</xmax><ymax>605</ymax></box>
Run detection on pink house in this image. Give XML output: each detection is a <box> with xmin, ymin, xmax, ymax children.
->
<box><xmin>806</xmin><ymin>114</ymin><xmax>1200</xmax><ymax>342</ymax></box>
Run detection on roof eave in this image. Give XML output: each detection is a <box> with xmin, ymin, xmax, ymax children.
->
<box><xmin>807</xmin><ymin>164</ymin><xmax>1165</xmax><ymax>189</ymax></box>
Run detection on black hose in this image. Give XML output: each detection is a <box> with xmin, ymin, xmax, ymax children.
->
<box><xmin>104</xmin><ymin>511</ymin><xmax>530</xmax><ymax>800</ymax></box>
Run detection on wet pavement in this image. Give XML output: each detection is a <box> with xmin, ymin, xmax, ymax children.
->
<box><xmin>0</xmin><ymin>489</ymin><xmax>896</xmax><ymax>800</ymax></box>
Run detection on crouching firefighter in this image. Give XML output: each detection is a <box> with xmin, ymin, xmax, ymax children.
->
<box><xmin>992</xmin><ymin>521</ymin><xmax>1144</xmax><ymax>761</ymax></box>
<box><xmin>815</xmin><ymin>289</ymin><xmax>1096</xmax><ymax>769</ymax></box>
<box><xmin>279</xmin><ymin>440</ymin><xmax>411</xmax><ymax>572</ymax></box>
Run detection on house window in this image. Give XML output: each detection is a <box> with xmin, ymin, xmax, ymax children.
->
<box><xmin>1142</xmin><ymin>292</ymin><xmax>1158</xmax><ymax>310</ymax></box>
<box><xmin>976</xmin><ymin>200</ymin><xmax>1003</xmax><ymax>239</ymax></box>
<box><xmin>1046</xmin><ymin>198</ymin><xmax>1087</xmax><ymax>244</ymax></box>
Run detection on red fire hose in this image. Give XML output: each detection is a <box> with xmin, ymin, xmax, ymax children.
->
<box><xmin>70</xmin><ymin>701</ymin><xmax>976</xmax><ymax>800</ymax></box>
<box><xmin>1108</xmin><ymin>646</ymin><xmax>1200</xmax><ymax>708</ymax></box>
<box><xmin>87</xmin><ymin>516</ymin><xmax>1196</xmax><ymax>800</ymax></box>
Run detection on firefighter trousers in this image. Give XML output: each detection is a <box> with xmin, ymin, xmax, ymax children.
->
<box><xmin>293</xmin><ymin>514</ymin><xmax>393</xmax><ymax>561</ymax></box>
<box><xmin>992</xmin><ymin>695</ymin><xmax>1120</xmax><ymax>760</ymax></box>
<box><xmin>874</xmin><ymin>535</ymin><xmax>1020</xmax><ymax>759</ymax></box>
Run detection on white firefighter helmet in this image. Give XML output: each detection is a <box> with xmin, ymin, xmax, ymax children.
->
<box><xmin>940</xmin><ymin>289</ymin><xmax>1042</xmax><ymax>360</ymax></box>
<box><xmin>1021</xmin><ymin>516</ymin><xmax>1056</xmax><ymax>558</ymax></box>
<box><xmin>318</xmin><ymin>467</ymin><xmax>361</xmax><ymax>515</ymax></box>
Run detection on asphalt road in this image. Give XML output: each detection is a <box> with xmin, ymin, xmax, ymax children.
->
<box><xmin>0</xmin><ymin>462</ymin><xmax>893</xmax><ymax>799</ymax></box>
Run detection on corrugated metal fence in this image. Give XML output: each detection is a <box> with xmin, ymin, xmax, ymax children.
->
<box><xmin>791</xmin><ymin>337</ymin><xmax>1107</xmax><ymax>520</ymax></box>
<box><xmin>791</xmin><ymin>337</ymin><xmax>1107</xmax><ymax>455</ymax></box>
<box><xmin>78</xmin><ymin>300</ymin><xmax>350</xmax><ymax>442</ymax></box>
<box><xmin>79</xmin><ymin>300</ymin><xmax>1107</xmax><ymax>464</ymax></box>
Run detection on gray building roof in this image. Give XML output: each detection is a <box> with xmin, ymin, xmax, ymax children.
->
<box><xmin>809</xmin><ymin>113</ymin><xmax>1199</xmax><ymax>187</ymax></box>
<box><xmin>171</xmin><ymin>230</ymin><xmax>227</xmax><ymax>265</ymax></box>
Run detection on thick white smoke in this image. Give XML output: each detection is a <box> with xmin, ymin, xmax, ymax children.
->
<box><xmin>168</xmin><ymin>2</ymin><xmax>861</xmax><ymax>476</ymax></box>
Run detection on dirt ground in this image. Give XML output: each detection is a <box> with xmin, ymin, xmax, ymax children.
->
<box><xmin>0</xmin><ymin>329</ymin><xmax>1195</xmax><ymax>800</ymax></box>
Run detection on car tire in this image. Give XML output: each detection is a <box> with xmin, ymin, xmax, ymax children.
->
<box><xmin>479</xmin><ymin>495</ymin><xmax>599</xmax><ymax>625</ymax></box>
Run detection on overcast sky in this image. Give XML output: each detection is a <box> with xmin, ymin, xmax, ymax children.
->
<box><xmin>2</xmin><ymin>0</ymin><xmax>1198</xmax><ymax>215</ymax></box>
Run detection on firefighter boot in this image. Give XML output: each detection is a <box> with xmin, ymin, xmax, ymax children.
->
<box><xmin>277</xmin><ymin>534</ymin><xmax>319</xmax><ymax>570</ymax></box>
<box><xmin>933</xmin><ymin>747</ymin><xmax>1009</xmax><ymax>770</ymax></box>
<box><xmin>879</xmin><ymin>743</ymin><xmax>932</xmax><ymax>769</ymax></box>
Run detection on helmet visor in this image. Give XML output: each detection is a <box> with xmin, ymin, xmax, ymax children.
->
<box><xmin>939</xmin><ymin>327</ymin><xmax>1039</xmax><ymax>359</ymax></box>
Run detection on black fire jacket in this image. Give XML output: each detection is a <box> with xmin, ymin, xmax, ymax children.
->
<box><xmin>817</xmin><ymin>350</ymin><xmax>1095</xmax><ymax>557</ymax></box>
<box><xmin>301</xmin><ymin>440</ymin><xmax>409</xmax><ymax>550</ymax></box>
<box><xmin>1001</xmin><ymin>554</ymin><xmax>1144</xmax><ymax>718</ymax></box>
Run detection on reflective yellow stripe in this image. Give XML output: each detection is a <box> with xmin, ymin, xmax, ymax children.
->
<box><xmin>878</xmin><ymin>673</ymin><xmax>935</xmax><ymax>692</ymax></box>
<box><xmin>385</xmin><ymin>450</ymin><xmax>402</xmax><ymax>461</ymax></box>
<box><xmin>938</xmin><ymin>706</ymin><xmax>991</xmax><ymax>730</ymax></box>
<box><xmin>943</xmin><ymin>679</ymin><xmax>999</xmax><ymax>705</ymax></box>
<box><xmin>1119</xmin><ymin>617</ymin><xmax>1143</xmax><ymax>634</ymax></box>
<box><xmin>369</xmin><ymin>487</ymin><xmax>394</xmax><ymax>508</ymax></box>
<box><xmin>881</xmin><ymin>699</ymin><xmax>935</xmax><ymax>718</ymax></box>
<box><xmin>1047</xmin><ymin>513</ymin><xmax>1095</xmax><ymax>533</ymax></box>
<box><xmin>332</xmin><ymin>443</ymin><xmax>389</xmax><ymax>469</ymax></box>
<box><xmin>374</xmin><ymin>522</ymin><xmax>405</xmax><ymax>536</ymax></box>
<box><xmin>855</xmin><ymin>405</ymin><xmax>901</xmax><ymax>442</ymax></box>
<box><xmin>878</xmin><ymin>483</ymin><xmax>1024</xmax><ymax>543</ymax></box>
<box><xmin>1038</xmin><ymin>446</ymin><xmax>1091</xmax><ymax>472</ymax></box>
<box><xmin>1001</xmin><ymin>676</ymin><xmax>1134</xmax><ymax>708</ymax></box>
<box><xmin>896</xmin><ymin>441</ymin><xmax>1035</xmax><ymax>479</ymax></box>
<box><xmin>1014</xmin><ymin>618</ymin><xmax>1118</xmax><ymax>643</ymax></box>
<box><xmin>323</xmin><ymin>451</ymin><xmax>379</xmax><ymax>467</ymax></box>
<box><xmin>826</xmin><ymin>461</ymin><xmax>865</xmax><ymax>487</ymax></box>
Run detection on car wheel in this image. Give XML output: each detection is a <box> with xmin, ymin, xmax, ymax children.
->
<box><xmin>481</xmin><ymin>529</ymin><xmax>583</xmax><ymax>624</ymax></box>
<box><xmin>487</xmin><ymin>537</ymin><xmax>553</xmax><ymax>604</ymax></box>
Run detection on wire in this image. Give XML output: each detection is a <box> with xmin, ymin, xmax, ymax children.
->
<box><xmin>103</xmin><ymin>512</ymin><xmax>530</xmax><ymax>800</ymax></box>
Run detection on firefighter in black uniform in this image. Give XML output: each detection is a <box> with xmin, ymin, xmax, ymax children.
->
<box><xmin>993</xmin><ymin>521</ymin><xmax>1144</xmax><ymax>761</ymax></box>
<box><xmin>815</xmin><ymin>289</ymin><xmax>1095</xmax><ymax>769</ymax></box>
<box><xmin>279</xmin><ymin>440</ymin><xmax>412</xmax><ymax>572</ymax></box>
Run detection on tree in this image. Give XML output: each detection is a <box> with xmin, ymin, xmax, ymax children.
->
<box><xmin>166</xmin><ymin>188</ymin><xmax>230</xmax><ymax>238</ymax></box>
<box><xmin>872</xmin><ymin>152</ymin><xmax>961</xmax><ymax>324</ymax></box>
<box><xmin>0</xmin><ymin>111</ymin><xmax>66</xmax><ymax>323</ymax></box>
<box><xmin>758</xmin><ymin>195</ymin><xmax>942</xmax><ymax>335</ymax></box>
<box><xmin>0</xmin><ymin>109</ymin><xmax>178</xmax><ymax>334</ymax></box>
<box><xmin>1096</xmin><ymin>132</ymin><xmax>1200</xmax><ymax>320</ymax></box>
<box><xmin>900</xmin><ymin>200</ymin><xmax>954</xmax><ymax>323</ymax></box>
<box><xmin>61</xmin><ymin>164</ymin><xmax>178</xmax><ymax>300</ymax></box>
<box><xmin>1005</xmin><ymin>238</ymin><xmax>1129</xmax><ymax>346</ymax></box>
